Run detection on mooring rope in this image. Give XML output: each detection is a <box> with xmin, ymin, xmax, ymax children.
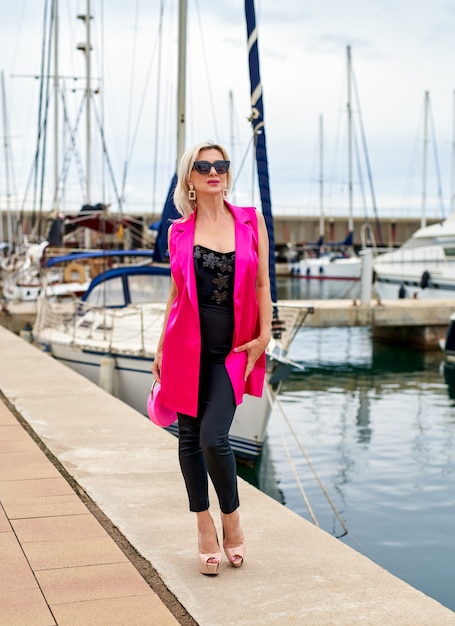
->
<box><xmin>267</xmin><ymin>383</ymin><xmax>320</xmax><ymax>526</ymax></box>
<box><xmin>266</xmin><ymin>383</ymin><xmax>349</xmax><ymax>537</ymax></box>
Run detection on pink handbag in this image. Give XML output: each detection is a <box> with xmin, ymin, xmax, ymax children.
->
<box><xmin>147</xmin><ymin>381</ymin><xmax>177</xmax><ymax>427</ymax></box>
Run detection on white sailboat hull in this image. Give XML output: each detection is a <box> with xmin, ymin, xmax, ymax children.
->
<box><xmin>290</xmin><ymin>255</ymin><xmax>361</xmax><ymax>280</ymax></box>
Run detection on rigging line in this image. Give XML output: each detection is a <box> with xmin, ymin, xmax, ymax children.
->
<box><xmin>265</xmin><ymin>385</ymin><xmax>319</xmax><ymax>526</ymax></box>
<box><xmin>428</xmin><ymin>101</ymin><xmax>446</xmax><ymax>219</ymax></box>
<box><xmin>20</xmin><ymin>82</ymin><xmax>58</xmax><ymax>219</ymax></box>
<box><xmin>121</xmin><ymin>0</ymin><xmax>141</xmax><ymax>202</ymax></box>
<box><xmin>91</xmin><ymin>94</ymin><xmax>122</xmax><ymax>209</ymax></box>
<box><xmin>36</xmin><ymin>0</ymin><xmax>55</xmax><ymax>238</ymax></box>
<box><xmin>267</xmin><ymin>383</ymin><xmax>349</xmax><ymax>537</ymax></box>
<box><xmin>350</xmin><ymin>62</ymin><xmax>383</xmax><ymax>244</ymax></box>
<box><xmin>5</xmin><ymin>106</ymin><xmax>19</xmax><ymax>221</ymax></box>
<box><xmin>1</xmin><ymin>75</ymin><xmax>19</xmax><ymax>230</ymax></box>
<box><xmin>120</xmin><ymin>3</ymin><xmax>165</xmax><ymax>201</ymax></box>
<box><xmin>230</xmin><ymin>132</ymin><xmax>256</xmax><ymax>197</ymax></box>
<box><xmin>31</xmin><ymin>0</ymin><xmax>50</xmax><ymax>225</ymax></box>
<box><xmin>152</xmin><ymin>0</ymin><xmax>165</xmax><ymax>214</ymax></box>
<box><xmin>58</xmin><ymin>89</ymin><xmax>87</xmax><ymax>201</ymax></box>
<box><xmin>352</xmin><ymin>123</ymin><xmax>369</xmax><ymax>220</ymax></box>
<box><xmin>194</xmin><ymin>0</ymin><xmax>219</xmax><ymax>139</ymax></box>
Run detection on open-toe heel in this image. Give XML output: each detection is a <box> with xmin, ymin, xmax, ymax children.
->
<box><xmin>224</xmin><ymin>543</ymin><xmax>245</xmax><ymax>568</ymax></box>
<box><xmin>198</xmin><ymin>531</ymin><xmax>221</xmax><ymax>575</ymax></box>
<box><xmin>198</xmin><ymin>551</ymin><xmax>221</xmax><ymax>575</ymax></box>
<box><xmin>221</xmin><ymin>512</ymin><xmax>245</xmax><ymax>568</ymax></box>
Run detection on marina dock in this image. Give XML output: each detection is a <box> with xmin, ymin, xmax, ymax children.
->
<box><xmin>294</xmin><ymin>298</ymin><xmax>455</xmax><ymax>349</ymax></box>
<box><xmin>1</xmin><ymin>325</ymin><xmax>454</xmax><ymax>624</ymax></box>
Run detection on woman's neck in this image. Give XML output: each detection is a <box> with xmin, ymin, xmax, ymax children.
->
<box><xmin>196</xmin><ymin>198</ymin><xmax>228</xmax><ymax>222</ymax></box>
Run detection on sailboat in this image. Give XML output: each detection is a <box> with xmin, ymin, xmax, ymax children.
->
<box><xmin>1</xmin><ymin>0</ymin><xmax>143</xmax><ymax>315</ymax></box>
<box><xmin>290</xmin><ymin>46</ymin><xmax>378</xmax><ymax>288</ymax></box>
<box><xmin>373</xmin><ymin>91</ymin><xmax>454</xmax><ymax>299</ymax></box>
<box><xmin>33</xmin><ymin>0</ymin><xmax>312</xmax><ymax>465</ymax></box>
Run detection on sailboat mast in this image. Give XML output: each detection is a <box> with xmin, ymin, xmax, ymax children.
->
<box><xmin>1</xmin><ymin>71</ymin><xmax>13</xmax><ymax>249</ymax></box>
<box><xmin>244</xmin><ymin>0</ymin><xmax>277</xmax><ymax>306</ymax></box>
<box><xmin>319</xmin><ymin>114</ymin><xmax>324</xmax><ymax>239</ymax></box>
<box><xmin>346</xmin><ymin>45</ymin><xmax>354</xmax><ymax>238</ymax></box>
<box><xmin>421</xmin><ymin>91</ymin><xmax>429</xmax><ymax>228</ymax></box>
<box><xmin>452</xmin><ymin>89</ymin><xmax>455</xmax><ymax>214</ymax></box>
<box><xmin>152</xmin><ymin>0</ymin><xmax>187</xmax><ymax>263</ymax></box>
<box><xmin>77</xmin><ymin>1</ymin><xmax>92</xmax><ymax>206</ymax></box>
<box><xmin>52</xmin><ymin>0</ymin><xmax>59</xmax><ymax>212</ymax></box>
<box><xmin>86</xmin><ymin>0</ymin><xmax>92</xmax><ymax>206</ymax></box>
<box><xmin>229</xmin><ymin>90</ymin><xmax>237</xmax><ymax>205</ymax></box>
<box><xmin>176</xmin><ymin>0</ymin><xmax>187</xmax><ymax>166</ymax></box>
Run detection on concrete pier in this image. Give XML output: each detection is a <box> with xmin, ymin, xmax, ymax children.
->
<box><xmin>1</xmin><ymin>326</ymin><xmax>454</xmax><ymax>624</ymax></box>
<box><xmin>294</xmin><ymin>298</ymin><xmax>455</xmax><ymax>349</ymax></box>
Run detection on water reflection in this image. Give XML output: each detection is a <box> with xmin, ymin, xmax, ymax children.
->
<box><xmin>443</xmin><ymin>361</ymin><xmax>455</xmax><ymax>402</ymax></box>
<box><xmin>356</xmin><ymin>391</ymin><xmax>372</xmax><ymax>444</ymax></box>
<box><xmin>240</xmin><ymin>325</ymin><xmax>455</xmax><ymax>611</ymax></box>
<box><xmin>277</xmin><ymin>276</ymin><xmax>361</xmax><ymax>301</ymax></box>
<box><xmin>237</xmin><ymin>439</ymin><xmax>284</xmax><ymax>504</ymax></box>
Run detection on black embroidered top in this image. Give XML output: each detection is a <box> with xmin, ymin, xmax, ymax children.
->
<box><xmin>194</xmin><ymin>245</ymin><xmax>235</xmax><ymax>307</ymax></box>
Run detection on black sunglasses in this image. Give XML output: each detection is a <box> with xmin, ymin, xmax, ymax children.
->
<box><xmin>193</xmin><ymin>160</ymin><xmax>230</xmax><ymax>175</ymax></box>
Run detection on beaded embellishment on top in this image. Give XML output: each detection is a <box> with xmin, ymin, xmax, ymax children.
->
<box><xmin>194</xmin><ymin>245</ymin><xmax>235</xmax><ymax>305</ymax></box>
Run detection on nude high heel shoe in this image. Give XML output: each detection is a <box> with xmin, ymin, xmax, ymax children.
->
<box><xmin>198</xmin><ymin>532</ymin><xmax>221</xmax><ymax>575</ymax></box>
<box><xmin>198</xmin><ymin>551</ymin><xmax>221</xmax><ymax>575</ymax></box>
<box><xmin>221</xmin><ymin>511</ymin><xmax>245</xmax><ymax>568</ymax></box>
<box><xmin>224</xmin><ymin>542</ymin><xmax>245</xmax><ymax>568</ymax></box>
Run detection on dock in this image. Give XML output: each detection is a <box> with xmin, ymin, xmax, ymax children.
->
<box><xmin>288</xmin><ymin>298</ymin><xmax>455</xmax><ymax>349</ymax></box>
<box><xmin>1</xmin><ymin>325</ymin><xmax>454</xmax><ymax>624</ymax></box>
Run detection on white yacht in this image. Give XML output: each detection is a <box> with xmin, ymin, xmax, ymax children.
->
<box><xmin>373</xmin><ymin>215</ymin><xmax>455</xmax><ymax>299</ymax></box>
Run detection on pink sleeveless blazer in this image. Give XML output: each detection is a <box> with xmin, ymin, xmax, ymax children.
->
<box><xmin>160</xmin><ymin>202</ymin><xmax>266</xmax><ymax>416</ymax></box>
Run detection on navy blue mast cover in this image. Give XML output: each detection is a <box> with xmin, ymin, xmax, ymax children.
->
<box><xmin>244</xmin><ymin>0</ymin><xmax>277</xmax><ymax>306</ymax></box>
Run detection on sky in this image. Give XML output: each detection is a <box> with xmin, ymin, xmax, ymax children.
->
<box><xmin>1</xmin><ymin>0</ymin><xmax>455</xmax><ymax>222</ymax></box>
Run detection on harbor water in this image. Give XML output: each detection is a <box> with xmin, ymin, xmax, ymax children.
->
<box><xmin>240</xmin><ymin>277</ymin><xmax>455</xmax><ymax>612</ymax></box>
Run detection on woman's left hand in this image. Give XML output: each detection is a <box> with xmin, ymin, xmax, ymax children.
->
<box><xmin>234</xmin><ymin>337</ymin><xmax>269</xmax><ymax>381</ymax></box>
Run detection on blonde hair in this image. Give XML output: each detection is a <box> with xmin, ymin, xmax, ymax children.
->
<box><xmin>173</xmin><ymin>141</ymin><xmax>233</xmax><ymax>218</ymax></box>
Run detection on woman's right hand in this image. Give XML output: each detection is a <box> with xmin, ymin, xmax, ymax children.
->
<box><xmin>151</xmin><ymin>351</ymin><xmax>162</xmax><ymax>383</ymax></box>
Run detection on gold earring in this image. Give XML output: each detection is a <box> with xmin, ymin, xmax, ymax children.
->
<box><xmin>223</xmin><ymin>187</ymin><xmax>229</xmax><ymax>199</ymax></box>
<box><xmin>188</xmin><ymin>183</ymin><xmax>196</xmax><ymax>201</ymax></box>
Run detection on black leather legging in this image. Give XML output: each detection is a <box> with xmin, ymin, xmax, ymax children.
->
<box><xmin>177</xmin><ymin>304</ymin><xmax>239</xmax><ymax>514</ymax></box>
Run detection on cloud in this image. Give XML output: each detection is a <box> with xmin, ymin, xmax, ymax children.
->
<box><xmin>1</xmin><ymin>0</ymin><xmax>455</xmax><ymax>220</ymax></box>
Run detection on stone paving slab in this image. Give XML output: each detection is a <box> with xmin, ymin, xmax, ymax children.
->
<box><xmin>0</xmin><ymin>361</ymin><xmax>180</xmax><ymax>625</ymax></box>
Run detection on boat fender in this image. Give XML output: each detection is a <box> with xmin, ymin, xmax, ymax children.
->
<box><xmin>99</xmin><ymin>355</ymin><xmax>115</xmax><ymax>395</ymax></box>
<box><xmin>63</xmin><ymin>261</ymin><xmax>86</xmax><ymax>284</ymax></box>
<box><xmin>306</xmin><ymin>267</ymin><xmax>311</xmax><ymax>276</ymax></box>
<box><xmin>318</xmin><ymin>266</ymin><xmax>324</xmax><ymax>274</ymax></box>
<box><xmin>398</xmin><ymin>284</ymin><xmax>407</xmax><ymax>299</ymax></box>
<box><xmin>420</xmin><ymin>270</ymin><xmax>430</xmax><ymax>290</ymax></box>
<box><xmin>372</xmin><ymin>270</ymin><xmax>377</xmax><ymax>284</ymax></box>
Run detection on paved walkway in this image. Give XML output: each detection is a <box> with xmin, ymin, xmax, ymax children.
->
<box><xmin>0</xmin><ymin>398</ymin><xmax>180</xmax><ymax>626</ymax></box>
<box><xmin>1</xmin><ymin>325</ymin><xmax>455</xmax><ymax>625</ymax></box>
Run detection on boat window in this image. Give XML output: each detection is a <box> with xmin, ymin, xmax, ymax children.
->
<box><xmin>84</xmin><ymin>276</ymin><xmax>126</xmax><ymax>307</ymax></box>
<box><xmin>128</xmin><ymin>274</ymin><xmax>170</xmax><ymax>303</ymax></box>
<box><xmin>444</xmin><ymin>248</ymin><xmax>455</xmax><ymax>256</ymax></box>
<box><xmin>402</xmin><ymin>237</ymin><xmax>432</xmax><ymax>249</ymax></box>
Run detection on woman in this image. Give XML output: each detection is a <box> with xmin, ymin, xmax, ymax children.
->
<box><xmin>152</xmin><ymin>141</ymin><xmax>272</xmax><ymax>575</ymax></box>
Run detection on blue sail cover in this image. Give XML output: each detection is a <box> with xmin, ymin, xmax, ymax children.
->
<box><xmin>244</xmin><ymin>0</ymin><xmax>277</xmax><ymax>306</ymax></box>
<box><xmin>153</xmin><ymin>174</ymin><xmax>180</xmax><ymax>263</ymax></box>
